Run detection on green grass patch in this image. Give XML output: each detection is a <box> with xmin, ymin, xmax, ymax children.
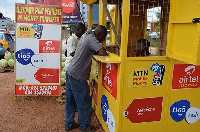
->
<box><xmin>150</xmin><ymin>42</ymin><xmax>159</xmax><ymax>47</ymax></box>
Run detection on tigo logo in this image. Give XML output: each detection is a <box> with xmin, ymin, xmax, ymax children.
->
<box><xmin>170</xmin><ymin>100</ymin><xmax>190</xmax><ymax>122</ymax></box>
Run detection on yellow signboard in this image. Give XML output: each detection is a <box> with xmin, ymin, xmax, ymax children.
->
<box><xmin>16</xmin><ymin>25</ymin><xmax>35</xmax><ymax>38</ymax></box>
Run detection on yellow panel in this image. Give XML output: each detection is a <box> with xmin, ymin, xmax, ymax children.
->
<box><xmin>109</xmin><ymin>6</ymin><xmax>118</xmax><ymax>45</ymax></box>
<box><xmin>167</xmin><ymin>24</ymin><xmax>198</xmax><ymax>62</ymax></box>
<box><xmin>90</xmin><ymin>59</ymin><xmax>101</xmax><ymax>121</ymax></box>
<box><xmin>88</xmin><ymin>5</ymin><xmax>92</xmax><ymax>29</ymax></box>
<box><xmin>80</xmin><ymin>0</ymin><xmax>97</xmax><ymax>5</ymax></box>
<box><xmin>171</xmin><ymin>0</ymin><xmax>200</xmax><ymax>23</ymax></box>
<box><xmin>97</xmin><ymin>63</ymin><xmax>121</xmax><ymax>132</ymax></box>
<box><xmin>93</xmin><ymin>53</ymin><xmax>121</xmax><ymax>63</ymax></box>
<box><xmin>165</xmin><ymin>59</ymin><xmax>200</xmax><ymax>131</ymax></box>
<box><xmin>167</xmin><ymin>0</ymin><xmax>200</xmax><ymax>65</ymax></box>
<box><xmin>121</xmin><ymin>60</ymin><xmax>170</xmax><ymax>131</ymax></box>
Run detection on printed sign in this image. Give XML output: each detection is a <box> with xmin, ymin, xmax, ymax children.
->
<box><xmin>31</xmin><ymin>54</ymin><xmax>47</xmax><ymax>68</ymax></box>
<box><xmin>31</xmin><ymin>24</ymin><xmax>44</xmax><ymax>39</ymax></box>
<box><xmin>107</xmin><ymin>109</ymin><xmax>115</xmax><ymax>132</ymax></box>
<box><xmin>16</xmin><ymin>25</ymin><xmax>35</xmax><ymax>38</ymax></box>
<box><xmin>128</xmin><ymin>63</ymin><xmax>165</xmax><ymax>88</ymax></box>
<box><xmin>170</xmin><ymin>100</ymin><xmax>190</xmax><ymax>122</ymax></box>
<box><xmin>16</xmin><ymin>48</ymin><xmax>35</xmax><ymax>65</ymax></box>
<box><xmin>15</xmin><ymin>4</ymin><xmax>61</xmax><ymax>96</ymax></box>
<box><xmin>102</xmin><ymin>63</ymin><xmax>118</xmax><ymax>99</ymax></box>
<box><xmin>16</xmin><ymin>5</ymin><xmax>62</xmax><ymax>24</ymax></box>
<box><xmin>15</xmin><ymin>84</ymin><xmax>60</xmax><ymax>95</ymax></box>
<box><xmin>34</xmin><ymin>68</ymin><xmax>59</xmax><ymax>83</ymax></box>
<box><xmin>185</xmin><ymin>107</ymin><xmax>200</xmax><ymax>124</ymax></box>
<box><xmin>101</xmin><ymin>95</ymin><xmax>109</xmax><ymax>122</ymax></box>
<box><xmin>150</xmin><ymin>63</ymin><xmax>165</xmax><ymax>85</ymax></box>
<box><xmin>123</xmin><ymin>97</ymin><xmax>163</xmax><ymax>123</ymax></box>
<box><xmin>26</xmin><ymin>0</ymin><xmax>82</xmax><ymax>23</ymax></box>
<box><xmin>172</xmin><ymin>64</ymin><xmax>200</xmax><ymax>89</ymax></box>
<box><xmin>62</xmin><ymin>0</ymin><xmax>75</xmax><ymax>13</ymax></box>
<box><xmin>101</xmin><ymin>95</ymin><xmax>115</xmax><ymax>131</ymax></box>
<box><xmin>39</xmin><ymin>40</ymin><xmax>60</xmax><ymax>53</ymax></box>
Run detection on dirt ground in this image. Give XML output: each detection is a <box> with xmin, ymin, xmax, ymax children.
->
<box><xmin>0</xmin><ymin>71</ymin><xmax>104</xmax><ymax>132</ymax></box>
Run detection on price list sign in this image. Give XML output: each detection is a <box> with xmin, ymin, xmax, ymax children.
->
<box><xmin>15</xmin><ymin>4</ymin><xmax>62</xmax><ymax>96</ymax></box>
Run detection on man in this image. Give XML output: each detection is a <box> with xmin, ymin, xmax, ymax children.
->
<box><xmin>135</xmin><ymin>39</ymin><xmax>153</xmax><ymax>57</ymax></box>
<box><xmin>65</xmin><ymin>23</ymin><xmax>86</xmax><ymax>71</ymax></box>
<box><xmin>65</xmin><ymin>25</ymin><xmax>107</xmax><ymax>132</ymax></box>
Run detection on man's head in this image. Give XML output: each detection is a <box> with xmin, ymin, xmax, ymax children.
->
<box><xmin>94</xmin><ymin>25</ymin><xmax>107</xmax><ymax>43</ymax></box>
<box><xmin>135</xmin><ymin>39</ymin><xmax>150</xmax><ymax>57</ymax></box>
<box><xmin>74</xmin><ymin>23</ymin><xmax>86</xmax><ymax>38</ymax></box>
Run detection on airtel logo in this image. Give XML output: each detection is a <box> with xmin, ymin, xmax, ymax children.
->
<box><xmin>62</xmin><ymin>0</ymin><xmax>76</xmax><ymax>13</ymax></box>
<box><xmin>62</xmin><ymin>2</ymin><xmax>74</xmax><ymax>8</ymax></box>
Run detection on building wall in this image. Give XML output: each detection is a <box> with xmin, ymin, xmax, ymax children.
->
<box><xmin>0</xmin><ymin>16</ymin><xmax>14</xmax><ymax>30</ymax></box>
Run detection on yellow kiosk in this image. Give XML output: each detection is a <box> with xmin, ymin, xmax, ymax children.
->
<box><xmin>81</xmin><ymin>0</ymin><xmax>200</xmax><ymax>131</ymax></box>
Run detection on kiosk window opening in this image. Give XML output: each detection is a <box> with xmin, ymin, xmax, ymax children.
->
<box><xmin>128</xmin><ymin>0</ymin><xmax>170</xmax><ymax>57</ymax></box>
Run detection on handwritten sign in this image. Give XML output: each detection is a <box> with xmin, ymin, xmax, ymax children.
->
<box><xmin>16</xmin><ymin>5</ymin><xmax>62</xmax><ymax>24</ymax></box>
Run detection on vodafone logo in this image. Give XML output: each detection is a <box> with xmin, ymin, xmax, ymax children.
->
<box><xmin>123</xmin><ymin>97</ymin><xmax>163</xmax><ymax>123</ymax></box>
<box><xmin>62</xmin><ymin>0</ymin><xmax>75</xmax><ymax>13</ymax></box>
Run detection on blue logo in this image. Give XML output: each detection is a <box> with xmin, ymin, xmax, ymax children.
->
<box><xmin>170</xmin><ymin>100</ymin><xmax>190</xmax><ymax>122</ymax></box>
<box><xmin>150</xmin><ymin>63</ymin><xmax>161</xmax><ymax>75</ymax></box>
<box><xmin>101</xmin><ymin>95</ymin><xmax>109</xmax><ymax>122</ymax></box>
<box><xmin>31</xmin><ymin>54</ymin><xmax>47</xmax><ymax>68</ymax></box>
<box><xmin>16</xmin><ymin>48</ymin><xmax>35</xmax><ymax>65</ymax></box>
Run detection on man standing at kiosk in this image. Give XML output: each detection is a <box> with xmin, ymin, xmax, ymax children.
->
<box><xmin>64</xmin><ymin>23</ymin><xmax>86</xmax><ymax>71</ymax></box>
<box><xmin>65</xmin><ymin>25</ymin><xmax>108</xmax><ymax>132</ymax></box>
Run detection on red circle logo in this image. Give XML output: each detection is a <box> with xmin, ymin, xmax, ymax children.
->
<box><xmin>62</xmin><ymin>0</ymin><xmax>75</xmax><ymax>13</ymax></box>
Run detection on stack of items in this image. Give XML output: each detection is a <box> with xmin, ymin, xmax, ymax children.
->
<box><xmin>0</xmin><ymin>51</ymin><xmax>14</xmax><ymax>72</ymax></box>
<box><xmin>61</xmin><ymin>54</ymin><xmax>66</xmax><ymax>86</ymax></box>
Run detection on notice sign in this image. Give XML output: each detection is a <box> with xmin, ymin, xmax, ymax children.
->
<box><xmin>26</xmin><ymin>0</ymin><xmax>82</xmax><ymax>23</ymax></box>
<box><xmin>102</xmin><ymin>63</ymin><xmax>118</xmax><ymax>100</ymax></box>
<box><xmin>172</xmin><ymin>64</ymin><xmax>200</xmax><ymax>89</ymax></box>
<box><xmin>123</xmin><ymin>97</ymin><xmax>163</xmax><ymax>123</ymax></box>
<box><xmin>16</xmin><ymin>5</ymin><xmax>62</xmax><ymax>24</ymax></box>
<box><xmin>15</xmin><ymin>84</ymin><xmax>60</xmax><ymax>95</ymax></box>
<box><xmin>15</xmin><ymin>4</ymin><xmax>61</xmax><ymax>96</ymax></box>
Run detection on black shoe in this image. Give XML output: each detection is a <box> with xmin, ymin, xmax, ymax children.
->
<box><xmin>80</xmin><ymin>125</ymin><xmax>98</xmax><ymax>132</ymax></box>
<box><xmin>65</xmin><ymin>122</ymin><xmax>80</xmax><ymax>132</ymax></box>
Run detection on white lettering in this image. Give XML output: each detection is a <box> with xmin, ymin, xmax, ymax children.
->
<box><xmin>62</xmin><ymin>2</ymin><xmax>74</xmax><ymax>7</ymax></box>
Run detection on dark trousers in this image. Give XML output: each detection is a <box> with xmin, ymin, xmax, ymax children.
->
<box><xmin>65</xmin><ymin>72</ymin><xmax>92</xmax><ymax>130</ymax></box>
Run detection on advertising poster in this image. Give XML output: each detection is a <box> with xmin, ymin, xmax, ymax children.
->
<box><xmin>26</xmin><ymin>0</ymin><xmax>81</xmax><ymax>23</ymax></box>
<box><xmin>123</xmin><ymin>97</ymin><xmax>163</xmax><ymax>123</ymax></box>
<box><xmin>102</xmin><ymin>63</ymin><xmax>118</xmax><ymax>100</ymax></box>
<box><xmin>172</xmin><ymin>64</ymin><xmax>200</xmax><ymax>89</ymax></box>
<box><xmin>128</xmin><ymin>63</ymin><xmax>165</xmax><ymax>88</ymax></box>
<box><xmin>15</xmin><ymin>4</ymin><xmax>62</xmax><ymax>96</ymax></box>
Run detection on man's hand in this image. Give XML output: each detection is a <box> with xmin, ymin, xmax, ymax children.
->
<box><xmin>97</xmin><ymin>47</ymin><xmax>107</xmax><ymax>56</ymax></box>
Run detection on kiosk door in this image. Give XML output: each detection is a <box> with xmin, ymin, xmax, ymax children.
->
<box><xmin>166</xmin><ymin>0</ymin><xmax>200</xmax><ymax>65</ymax></box>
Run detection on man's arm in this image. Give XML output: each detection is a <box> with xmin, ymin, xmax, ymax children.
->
<box><xmin>97</xmin><ymin>47</ymin><xmax>108</xmax><ymax>56</ymax></box>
